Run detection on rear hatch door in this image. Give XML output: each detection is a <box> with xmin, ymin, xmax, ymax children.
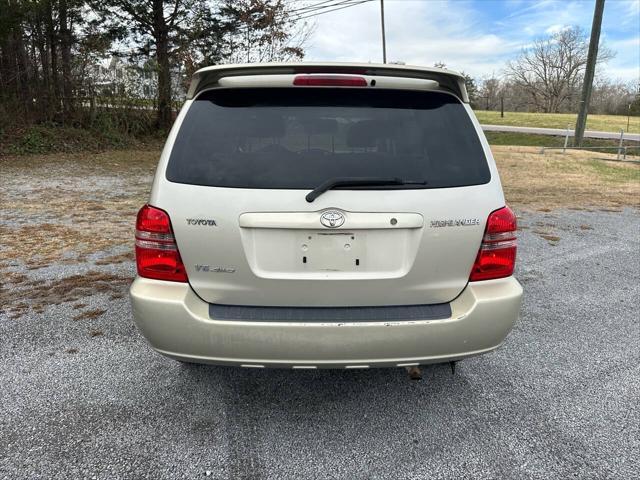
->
<box><xmin>157</xmin><ymin>86</ymin><xmax>503</xmax><ymax>307</ymax></box>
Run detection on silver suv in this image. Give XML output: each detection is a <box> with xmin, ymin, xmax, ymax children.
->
<box><xmin>130</xmin><ymin>62</ymin><xmax>523</xmax><ymax>369</ymax></box>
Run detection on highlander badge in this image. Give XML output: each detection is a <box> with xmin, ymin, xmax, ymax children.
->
<box><xmin>430</xmin><ymin>218</ymin><xmax>480</xmax><ymax>228</ymax></box>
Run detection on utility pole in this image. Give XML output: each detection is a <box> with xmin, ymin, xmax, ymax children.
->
<box><xmin>574</xmin><ymin>0</ymin><xmax>605</xmax><ymax>146</ymax></box>
<box><xmin>380</xmin><ymin>0</ymin><xmax>387</xmax><ymax>63</ymax></box>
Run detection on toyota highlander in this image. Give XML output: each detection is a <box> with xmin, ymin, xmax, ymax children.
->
<box><xmin>129</xmin><ymin>62</ymin><xmax>523</xmax><ymax>370</ymax></box>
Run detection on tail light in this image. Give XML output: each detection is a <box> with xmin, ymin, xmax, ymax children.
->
<box><xmin>469</xmin><ymin>206</ymin><xmax>517</xmax><ymax>281</ymax></box>
<box><xmin>293</xmin><ymin>74</ymin><xmax>368</xmax><ymax>87</ymax></box>
<box><xmin>135</xmin><ymin>205</ymin><xmax>188</xmax><ymax>282</ymax></box>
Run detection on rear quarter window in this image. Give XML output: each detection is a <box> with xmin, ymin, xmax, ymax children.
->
<box><xmin>166</xmin><ymin>88</ymin><xmax>490</xmax><ymax>189</ymax></box>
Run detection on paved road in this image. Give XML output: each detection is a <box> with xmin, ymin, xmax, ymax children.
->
<box><xmin>1</xmin><ymin>209</ymin><xmax>639</xmax><ymax>479</ymax></box>
<box><xmin>482</xmin><ymin>124</ymin><xmax>640</xmax><ymax>142</ymax></box>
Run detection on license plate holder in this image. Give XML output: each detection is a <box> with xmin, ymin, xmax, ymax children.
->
<box><xmin>300</xmin><ymin>231</ymin><xmax>363</xmax><ymax>271</ymax></box>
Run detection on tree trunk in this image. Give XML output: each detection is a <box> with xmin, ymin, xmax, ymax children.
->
<box><xmin>14</xmin><ymin>29</ymin><xmax>32</xmax><ymax>118</ymax></box>
<box><xmin>34</xmin><ymin>15</ymin><xmax>51</xmax><ymax>120</ymax></box>
<box><xmin>153</xmin><ymin>0</ymin><xmax>172</xmax><ymax>129</ymax></box>
<box><xmin>59</xmin><ymin>0</ymin><xmax>74</xmax><ymax>122</ymax></box>
<box><xmin>1</xmin><ymin>34</ymin><xmax>19</xmax><ymax>106</ymax></box>
<box><xmin>46</xmin><ymin>0</ymin><xmax>61</xmax><ymax>118</ymax></box>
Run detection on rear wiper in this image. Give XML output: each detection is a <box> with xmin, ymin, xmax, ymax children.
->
<box><xmin>305</xmin><ymin>177</ymin><xmax>427</xmax><ymax>203</ymax></box>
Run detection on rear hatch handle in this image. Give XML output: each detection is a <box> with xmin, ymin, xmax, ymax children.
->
<box><xmin>305</xmin><ymin>177</ymin><xmax>427</xmax><ymax>203</ymax></box>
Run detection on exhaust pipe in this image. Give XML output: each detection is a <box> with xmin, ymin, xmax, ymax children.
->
<box><xmin>405</xmin><ymin>361</ymin><xmax>457</xmax><ymax>380</ymax></box>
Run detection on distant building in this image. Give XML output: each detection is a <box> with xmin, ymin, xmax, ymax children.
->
<box><xmin>89</xmin><ymin>56</ymin><xmax>186</xmax><ymax>100</ymax></box>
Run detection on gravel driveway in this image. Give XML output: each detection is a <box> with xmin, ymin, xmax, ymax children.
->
<box><xmin>1</xmin><ymin>207</ymin><xmax>638</xmax><ymax>480</ymax></box>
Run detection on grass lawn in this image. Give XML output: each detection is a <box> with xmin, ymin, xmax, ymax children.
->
<box><xmin>485</xmin><ymin>132</ymin><xmax>639</xmax><ymax>158</ymax></box>
<box><xmin>475</xmin><ymin>110</ymin><xmax>640</xmax><ymax>134</ymax></box>
<box><xmin>492</xmin><ymin>146</ymin><xmax>639</xmax><ymax>210</ymax></box>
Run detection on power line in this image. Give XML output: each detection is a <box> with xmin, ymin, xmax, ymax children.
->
<box><xmin>289</xmin><ymin>0</ymin><xmax>374</xmax><ymax>22</ymax></box>
<box><xmin>241</xmin><ymin>0</ymin><xmax>370</xmax><ymax>22</ymax></box>
<box><xmin>232</xmin><ymin>0</ymin><xmax>373</xmax><ymax>33</ymax></box>
<box><xmin>288</xmin><ymin>0</ymin><xmax>345</xmax><ymax>15</ymax></box>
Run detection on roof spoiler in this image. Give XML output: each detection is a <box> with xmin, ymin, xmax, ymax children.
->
<box><xmin>186</xmin><ymin>62</ymin><xmax>469</xmax><ymax>103</ymax></box>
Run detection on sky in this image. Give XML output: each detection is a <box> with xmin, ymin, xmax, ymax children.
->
<box><xmin>302</xmin><ymin>0</ymin><xmax>640</xmax><ymax>82</ymax></box>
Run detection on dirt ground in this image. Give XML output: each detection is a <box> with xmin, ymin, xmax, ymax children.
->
<box><xmin>492</xmin><ymin>146</ymin><xmax>640</xmax><ymax>210</ymax></box>
<box><xmin>1</xmin><ymin>146</ymin><xmax>638</xmax><ymax>318</ymax></box>
<box><xmin>0</xmin><ymin>150</ymin><xmax>156</xmax><ymax>318</ymax></box>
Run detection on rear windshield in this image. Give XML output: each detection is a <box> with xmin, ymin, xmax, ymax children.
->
<box><xmin>166</xmin><ymin>88</ymin><xmax>490</xmax><ymax>189</ymax></box>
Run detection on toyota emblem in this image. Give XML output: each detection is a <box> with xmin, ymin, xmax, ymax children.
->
<box><xmin>320</xmin><ymin>210</ymin><xmax>345</xmax><ymax>228</ymax></box>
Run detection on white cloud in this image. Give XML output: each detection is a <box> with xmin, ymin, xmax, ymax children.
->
<box><xmin>545</xmin><ymin>24</ymin><xmax>570</xmax><ymax>35</ymax></box>
<box><xmin>605</xmin><ymin>36</ymin><xmax>640</xmax><ymax>82</ymax></box>
<box><xmin>304</xmin><ymin>0</ymin><xmax>517</xmax><ymax>76</ymax></box>
<box><xmin>609</xmin><ymin>36</ymin><xmax>640</xmax><ymax>49</ymax></box>
<box><xmin>607</xmin><ymin>66</ymin><xmax>640</xmax><ymax>82</ymax></box>
<box><xmin>302</xmin><ymin>0</ymin><xmax>640</xmax><ymax>81</ymax></box>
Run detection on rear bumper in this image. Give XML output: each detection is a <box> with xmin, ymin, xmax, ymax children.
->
<box><xmin>129</xmin><ymin>277</ymin><xmax>523</xmax><ymax>368</ymax></box>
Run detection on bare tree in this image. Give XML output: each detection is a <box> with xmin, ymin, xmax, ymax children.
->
<box><xmin>88</xmin><ymin>0</ymin><xmax>310</xmax><ymax>128</ymax></box>
<box><xmin>590</xmin><ymin>77</ymin><xmax>639</xmax><ymax>115</ymax></box>
<box><xmin>506</xmin><ymin>27</ymin><xmax>614</xmax><ymax>113</ymax></box>
<box><xmin>478</xmin><ymin>76</ymin><xmax>502</xmax><ymax>110</ymax></box>
<box><xmin>0</xmin><ymin>0</ymin><xmax>310</xmax><ymax>138</ymax></box>
<box><xmin>90</xmin><ymin>0</ymin><xmax>195</xmax><ymax>128</ymax></box>
<box><xmin>220</xmin><ymin>0</ymin><xmax>309</xmax><ymax>64</ymax></box>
